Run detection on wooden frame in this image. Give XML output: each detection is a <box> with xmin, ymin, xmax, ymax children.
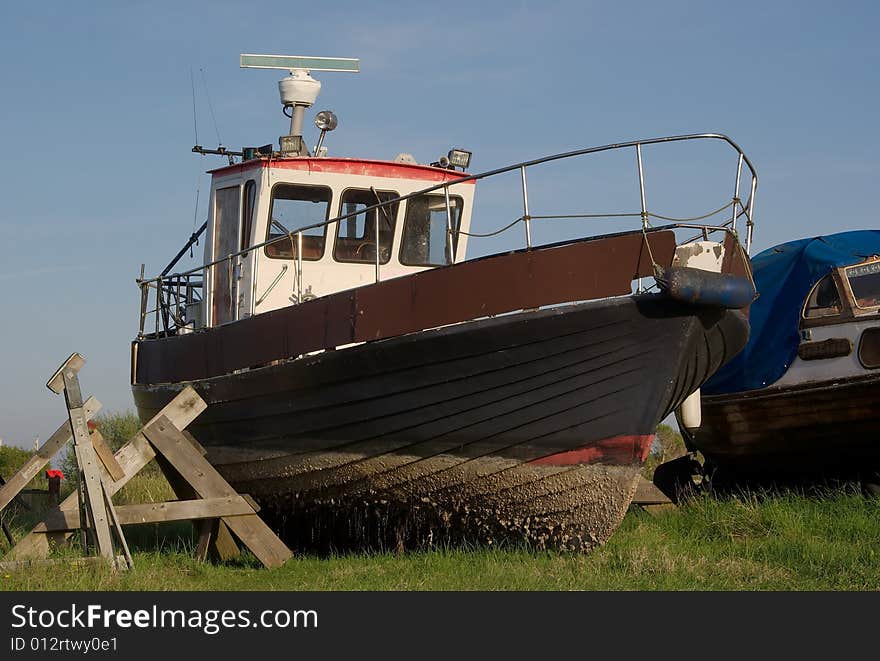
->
<box><xmin>0</xmin><ymin>354</ymin><xmax>292</xmax><ymax>571</ymax></box>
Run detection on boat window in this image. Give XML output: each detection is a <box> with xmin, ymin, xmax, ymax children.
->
<box><xmin>265</xmin><ymin>184</ymin><xmax>331</xmax><ymax>260</ymax></box>
<box><xmin>845</xmin><ymin>260</ymin><xmax>880</xmax><ymax>309</ymax></box>
<box><xmin>212</xmin><ymin>186</ymin><xmax>241</xmax><ymax>326</ymax></box>
<box><xmin>333</xmin><ymin>189</ymin><xmax>399</xmax><ymax>264</ymax></box>
<box><xmin>400</xmin><ymin>194</ymin><xmax>463</xmax><ymax>267</ymax></box>
<box><xmin>803</xmin><ymin>275</ymin><xmax>842</xmax><ymax>319</ymax></box>
<box><xmin>241</xmin><ymin>180</ymin><xmax>256</xmax><ymax>252</ymax></box>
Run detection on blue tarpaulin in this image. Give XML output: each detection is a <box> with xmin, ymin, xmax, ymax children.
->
<box><xmin>702</xmin><ymin>230</ymin><xmax>880</xmax><ymax>395</ymax></box>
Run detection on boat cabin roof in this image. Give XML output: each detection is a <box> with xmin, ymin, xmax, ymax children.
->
<box><xmin>208</xmin><ymin>156</ymin><xmax>475</xmax><ymax>185</ymax></box>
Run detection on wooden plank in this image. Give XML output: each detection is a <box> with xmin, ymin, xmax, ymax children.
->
<box><xmin>0</xmin><ymin>397</ymin><xmax>101</xmax><ymax>513</ymax></box>
<box><xmin>0</xmin><ymin>555</ymin><xmax>125</xmax><ymax>572</ymax></box>
<box><xmin>142</xmin><ymin>416</ymin><xmax>292</xmax><ymax>568</ymax></box>
<box><xmin>4</xmin><ymin>387</ymin><xmax>206</xmax><ymax>561</ymax></box>
<box><xmin>106</xmin><ymin>387</ymin><xmax>207</xmax><ymax>497</ymax></box>
<box><xmin>46</xmin><ymin>352</ymin><xmax>86</xmax><ymax>394</ymax></box>
<box><xmin>632</xmin><ymin>477</ymin><xmax>675</xmax><ymax>506</ymax></box>
<box><xmin>182</xmin><ymin>430</ymin><xmax>207</xmax><ymax>456</ymax></box>
<box><xmin>240</xmin><ymin>493</ymin><xmax>260</xmax><ymax>513</ymax></box>
<box><xmin>102</xmin><ymin>483</ymin><xmax>132</xmax><ymax>570</ymax></box>
<box><xmin>155</xmin><ymin>443</ymin><xmax>241</xmax><ymax>563</ymax></box>
<box><xmin>33</xmin><ymin>497</ymin><xmax>256</xmax><ymax>532</ymax></box>
<box><xmin>121</xmin><ymin>498</ymin><xmax>255</xmax><ymax>524</ymax></box>
<box><xmin>90</xmin><ymin>429</ymin><xmax>126</xmax><ymax>482</ymax></box>
<box><xmin>194</xmin><ymin>520</ymin><xmax>213</xmax><ymax>562</ymax></box>
<box><xmin>65</xmin><ymin>372</ymin><xmax>114</xmax><ymax>562</ymax></box>
<box><xmin>211</xmin><ymin>521</ymin><xmax>241</xmax><ymax>561</ymax></box>
<box><xmin>196</xmin><ymin>519</ymin><xmax>241</xmax><ymax>563</ymax></box>
<box><xmin>0</xmin><ymin>489</ymin><xmax>13</xmax><ymax>545</ymax></box>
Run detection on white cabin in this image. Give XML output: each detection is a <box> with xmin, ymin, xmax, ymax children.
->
<box><xmin>196</xmin><ymin>156</ymin><xmax>476</xmax><ymax>328</ymax></box>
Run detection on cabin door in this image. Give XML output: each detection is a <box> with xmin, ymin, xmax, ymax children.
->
<box><xmin>212</xmin><ymin>186</ymin><xmax>241</xmax><ymax>326</ymax></box>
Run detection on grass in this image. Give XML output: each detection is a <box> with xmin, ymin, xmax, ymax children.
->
<box><xmin>3</xmin><ymin>423</ymin><xmax>878</xmax><ymax>591</ymax></box>
<box><xmin>2</xmin><ymin>480</ymin><xmax>878</xmax><ymax>590</ymax></box>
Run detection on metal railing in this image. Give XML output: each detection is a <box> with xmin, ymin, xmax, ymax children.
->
<box><xmin>137</xmin><ymin>133</ymin><xmax>757</xmax><ymax>338</ymax></box>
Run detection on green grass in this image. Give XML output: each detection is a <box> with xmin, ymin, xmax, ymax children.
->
<box><xmin>2</xmin><ymin>486</ymin><xmax>878</xmax><ymax>591</ymax></box>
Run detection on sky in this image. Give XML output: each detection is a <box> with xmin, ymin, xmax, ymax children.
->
<box><xmin>0</xmin><ymin>0</ymin><xmax>878</xmax><ymax>447</ymax></box>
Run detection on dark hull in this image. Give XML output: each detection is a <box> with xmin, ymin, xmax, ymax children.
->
<box><xmin>690</xmin><ymin>374</ymin><xmax>880</xmax><ymax>479</ymax></box>
<box><xmin>133</xmin><ymin>295</ymin><xmax>748</xmax><ymax>550</ymax></box>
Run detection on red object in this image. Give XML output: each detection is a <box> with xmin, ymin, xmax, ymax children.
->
<box><xmin>87</xmin><ymin>420</ymin><xmax>98</xmax><ymax>431</ymax></box>
<box><xmin>208</xmin><ymin>157</ymin><xmax>476</xmax><ymax>183</ymax></box>
<box><xmin>46</xmin><ymin>469</ymin><xmax>64</xmax><ymax>480</ymax></box>
<box><xmin>528</xmin><ymin>434</ymin><xmax>655</xmax><ymax>467</ymax></box>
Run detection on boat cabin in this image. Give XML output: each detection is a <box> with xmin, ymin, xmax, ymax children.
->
<box><xmin>801</xmin><ymin>257</ymin><xmax>880</xmax><ymax>325</ymax></box>
<box><xmin>196</xmin><ymin>156</ymin><xmax>476</xmax><ymax>329</ymax></box>
<box><xmin>777</xmin><ymin>255</ymin><xmax>880</xmax><ymax>383</ymax></box>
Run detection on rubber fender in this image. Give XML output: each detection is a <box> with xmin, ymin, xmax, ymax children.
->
<box><xmin>678</xmin><ymin>389</ymin><xmax>702</xmax><ymax>429</ymax></box>
<box><xmin>656</xmin><ymin>266</ymin><xmax>756</xmax><ymax>309</ymax></box>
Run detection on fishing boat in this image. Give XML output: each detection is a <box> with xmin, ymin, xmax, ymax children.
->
<box><xmin>130</xmin><ymin>54</ymin><xmax>758</xmax><ymax>551</ymax></box>
<box><xmin>668</xmin><ymin>230</ymin><xmax>880</xmax><ymax>487</ymax></box>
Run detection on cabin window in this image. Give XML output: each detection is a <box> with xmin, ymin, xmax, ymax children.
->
<box><xmin>803</xmin><ymin>275</ymin><xmax>842</xmax><ymax>319</ymax></box>
<box><xmin>241</xmin><ymin>180</ymin><xmax>256</xmax><ymax>252</ymax></box>
<box><xmin>400</xmin><ymin>194</ymin><xmax>463</xmax><ymax>267</ymax></box>
<box><xmin>212</xmin><ymin>186</ymin><xmax>241</xmax><ymax>326</ymax></box>
<box><xmin>333</xmin><ymin>189</ymin><xmax>399</xmax><ymax>264</ymax></box>
<box><xmin>265</xmin><ymin>184</ymin><xmax>331</xmax><ymax>260</ymax></box>
<box><xmin>845</xmin><ymin>260</ymin><xmax>880</xmax><ymax>309</ymax></box>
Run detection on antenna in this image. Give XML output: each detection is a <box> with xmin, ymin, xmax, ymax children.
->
<box><xmin>240</xmin><ymin>54</ymin><xmax>359</xmax><ymax>156</ymax></box>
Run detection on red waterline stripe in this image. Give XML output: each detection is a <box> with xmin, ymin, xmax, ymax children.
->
<box><xmin>529</xmin><ymin>434</ymin><xmax>654</xmax><ymax>466</ymax></box>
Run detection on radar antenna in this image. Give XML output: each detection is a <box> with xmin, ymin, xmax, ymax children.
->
<box><xmin>240</xmin><ymin>54</ymin><xmax>359</xmax><ymax>156</ymax></box>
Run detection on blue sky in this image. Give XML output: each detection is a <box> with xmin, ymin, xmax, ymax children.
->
<box><xmin>0</xmin><ymin>1</ymin><xmax>878</xmax><ymax>447</ymax></box>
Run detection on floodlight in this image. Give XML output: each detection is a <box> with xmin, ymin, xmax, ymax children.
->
<box><xmin>447</xmin><ymin>148</ymin><xmax>472</xmax><ymax>170</ymax></box>
<box><xmin>315</xmin><ymin>111</ymin><xmax>338</xmax><ymax>131</ymax></box>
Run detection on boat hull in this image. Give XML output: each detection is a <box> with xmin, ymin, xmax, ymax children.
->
<box><xmin>133</xmin><ymin>295</ymin><xmax>748</xmax><ymax>551</ymax></box>
<box><xmin>690</xmin><ymin>374</ymin><xmax>880</xmax><ymax>479</ymax></box>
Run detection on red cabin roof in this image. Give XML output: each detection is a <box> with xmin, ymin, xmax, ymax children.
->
<box><xmin>208</xmin><ymin>157</ymin><xmax>475</xmax><ymax>184</ymax></box>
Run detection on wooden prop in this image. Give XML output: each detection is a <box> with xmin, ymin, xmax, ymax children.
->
<box><xmin>0</xmin><ymin>475</ymin><xmax>14</xmax><ymax>548</ymax></box>
<box><xmin>57</xmin><ymin>356</ymin><xmax>118</xmax><ymax>564</ymax></box>
<box><xmin>0</xmin><ymin>353</ymin><xmax>292</xmax><ymax>570</ymax></box>
<box><xmin>630</xmin><ymin>477</ymin><xmax>675</xmax><ymax>512</ymax></box>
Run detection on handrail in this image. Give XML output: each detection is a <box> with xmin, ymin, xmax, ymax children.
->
<box><xmin>137</xmin><ymin>132</ymin><xmax>758</xmax><ymax>337</ymax></box>
<box><xmin>138</xmin><ymin>133</ymin><xmax>757</xmax><ymax>289</ymax></box>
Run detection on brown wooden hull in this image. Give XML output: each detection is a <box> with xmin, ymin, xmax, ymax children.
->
<box><xmin>133</xmin><ymin>294</ymin><xmax>749</xmax><ymax>551</ymax></box>
<box><xmin>691</xmin><ymin>374</ymin><xmax>880</xmax><ymax>478</ymax></box>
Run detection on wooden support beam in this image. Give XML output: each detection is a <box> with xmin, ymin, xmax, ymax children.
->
<box><xmin>90</xmin><ymin>429</ymin><xmax>126</xmax><ymax>483</ymax></box>
<box><xmin>46</xmin><ymin>352</ymin><xmax>86</xmax><ymax>394</ymax></box>
<box><xmin>155</xmin><ymin>432</ymin><xmax>241</xmax><ymax>562</ymax></box>
<box><xmin>1</xmin><ymin>520</ymin><xmax>13</xmax><ymax>548</ymax></box>
<box><xmin>5</xmin><ymin>387</ymin><xmax>206</xmax><ymax>561</ymax></box>
<box><xmin>33</xmin><ymin>497</ymin><xmax>257</xmax><ymax>532</ymax></box>
<box><xmin>0</xmin><ymin>397</ymin><xmax>101</xmax><ymax>513</ymax></box>
<box><xmin>62</xmin><ymin>369</ymin><xmax>115</xmax><ymax>562</ymax></box>
<box><xmin>142</xmin><ymin>416</ymin><xmax>292</xmax><ymax>568</ymax></box>
<box><xmin>632</xmin><ymin>477</ymin><xmax>676</xmax><ymax>507</ymax></box>
<box><xmin>0</xmin><ymin>481</ymin><xmax>14</xmax><ymax>545</ymax></box>
<box><xmin>0</xmin><ymin>555</ymin><xmax>126</xmax><ymax>572</ymax></box>
<box><xmin>212</xmin><ymin>521</ymin><xmax>241</xmax><ymax>561</ymax></box>
<box><xmin>4</xmin><ymin>380</ymin><xmax>284</xmax><ymax>573</ymax></box>
<box><xmin>194</xmin><ymin>521</ymin><xmax>213</xmax><ymax>562</ymax></box>
<box><xmin>196</xmin><ymin>520</ymin><xmax>243</xmax><ymax>563</ymax></box>
<box><xmin>102</xmin><ymin>483</ymin><xmax>132</xmax><ymax>570</ymax></box>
